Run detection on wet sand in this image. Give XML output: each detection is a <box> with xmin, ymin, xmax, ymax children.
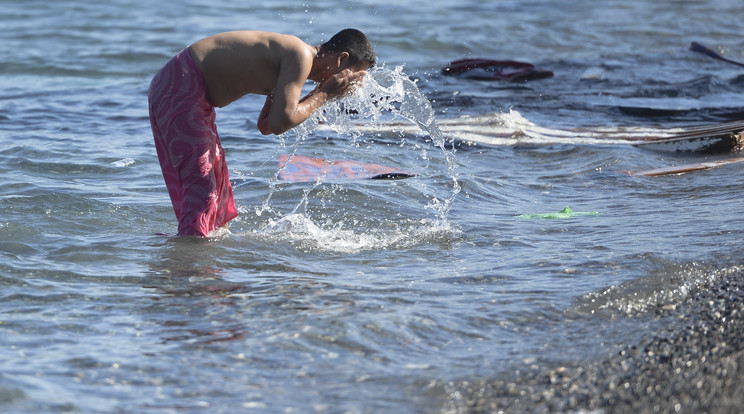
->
<box><xmin>448</xmin><ymin>270</ymin><xmax>744</xmax><ymax>413</ymax></box>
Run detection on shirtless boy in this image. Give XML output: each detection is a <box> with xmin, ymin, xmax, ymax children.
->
<box><xmin>148</xmin><ymin>29</ymin><xmax>376</xmax><ymax>237</ymax></box>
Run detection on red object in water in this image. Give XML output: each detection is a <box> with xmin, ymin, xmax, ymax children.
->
<box><xmin>442</xmin><ymin>58</ymin><xmax>553</xmax><ymax>82</ymax></box>
<box><xmin>278</xmin><ymin>154</ymin><xmax>415</xmax><ymax>182</ymax></box>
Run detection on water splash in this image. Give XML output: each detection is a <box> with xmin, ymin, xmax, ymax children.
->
<box><xmin>289</xmin><ymin>65</ymin><xmax>461</xmax><ymax>220</ymax></box>
<box><xmin>250</xmin><ymin>66</ymin><xmax>461</xmax><ymax>252</ymax></box>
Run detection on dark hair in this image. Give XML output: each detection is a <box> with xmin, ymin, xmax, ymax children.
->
<box><xmin>320</xmin><ymin>28</ymin><xmax>376</xmax><ymax>69</ymax></box>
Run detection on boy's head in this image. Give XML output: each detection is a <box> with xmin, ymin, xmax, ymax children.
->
<box><xmin>319</xmin><ymin>28</ymin><xmax>376</xmax><ymax>72</ymax></box>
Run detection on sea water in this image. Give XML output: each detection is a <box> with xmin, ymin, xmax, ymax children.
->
<box><xmin>2</xmin><ymin>0</ymin><xmax>744</xmax><ymax>412</ymax></box>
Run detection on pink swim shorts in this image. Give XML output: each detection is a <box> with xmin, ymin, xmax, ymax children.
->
<box><xmin>148</xmin><ymin>47</ymin><xmax>238</xmax><ymax>237</ymax></box>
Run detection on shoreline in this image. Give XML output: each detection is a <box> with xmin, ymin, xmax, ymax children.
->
<box><xmin>446</xmin><ymin>268</ymin><xmax>744</xmax><ymax>413</ymax></box>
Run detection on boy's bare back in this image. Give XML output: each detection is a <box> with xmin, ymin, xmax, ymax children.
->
<box><xmin>189</xmin><ymin>31</ymin><xmax>315</xmax><ymax>108</ymax></box>
<box><xmin>186</xmin><ymin>29</ymin><xmax>371</xmax><ymax>135</ymax></box>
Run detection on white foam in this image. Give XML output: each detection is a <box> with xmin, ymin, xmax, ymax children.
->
<box><xmin>571</xmin><ymin>263</ymin><xmax>744</xmax><ymax>317</ymax></box>
<box><xmin>322</xmin><ymin>108</ymin><xmax>682</xmax><ymax>147</ymax></box>
<box><xmin>255</xmin><ymin>213</ymin><xmax>457</xmax><ymax>254</ymax></box>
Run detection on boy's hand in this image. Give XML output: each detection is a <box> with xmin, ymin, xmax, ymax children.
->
<box><xmin>320</xmin><ymin>69</ymin><xmax>366</xmax><ymax>98</ymax></box>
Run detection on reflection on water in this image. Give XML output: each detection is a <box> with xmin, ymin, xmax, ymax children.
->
<box><xmin>144</xmin><ymin>237</ymin><xmax>249</xmax><ymax>345</ymax></box>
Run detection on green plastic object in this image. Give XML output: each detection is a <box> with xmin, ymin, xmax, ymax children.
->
<box><xmin>516</xmin><ymin>206</ymin><xmax>599</xmax><ymax>219</ymax></box>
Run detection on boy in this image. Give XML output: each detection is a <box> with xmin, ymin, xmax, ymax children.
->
<box><xmin>148</xmin><ymin>29</ymin><xmax>376</xmax><ymax>236</ymax></box>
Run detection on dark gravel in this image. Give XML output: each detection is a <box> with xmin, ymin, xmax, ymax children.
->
<box><xmin>442</xmin><ymin>270</ymin><xmax>744</xmax><ymax>413</ymax></box>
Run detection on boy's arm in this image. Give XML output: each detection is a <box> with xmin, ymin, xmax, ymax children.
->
<box><xmin>260</xmin><ymin>46</ymin><xmax>316</xmax><ymax>135</ymax></box>
<box><xmin>263</xmin><ymin>64</ymin><xmax>365</xmax><ymax>135</ymax></box>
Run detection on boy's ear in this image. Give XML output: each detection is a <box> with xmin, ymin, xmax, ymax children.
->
<box><xmin>337</xmin><ymin>51</ymin><xmax>350</xmax><ymax>67</ymax></box>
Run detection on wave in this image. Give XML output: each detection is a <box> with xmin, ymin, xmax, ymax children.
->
<box><xmin>569</xmin><ymin>256</ymin><xmax>744</xmax><ymax>317</ymax></box>
<box><xmin>326</xmin><ymin>108</ymin><xmax>744</xmax><ymax>152</ymax></box>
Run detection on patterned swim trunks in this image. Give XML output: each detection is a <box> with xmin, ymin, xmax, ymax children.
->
<box><xmin>148</xmin><ymin>47</ymin><xmax>238</xmax><ymax>237</ymax></box>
